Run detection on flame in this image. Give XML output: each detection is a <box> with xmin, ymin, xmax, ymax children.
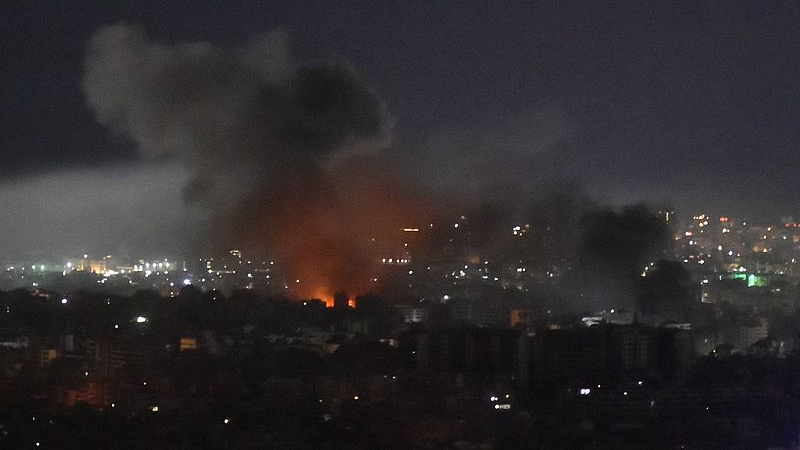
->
<box><xmin>303</xmin><ymin>288</ymin><xmax>354</xmax><ymax>308</ymax></box>
<box><xmin>310</xmin><ymin>289</ymin><xmax>334</xmax><ymax>308</ymax></box>
<box><xmin>239</xmin><ymin>154</ymin><xmax>440</xmax><ymax>308</ymax></box>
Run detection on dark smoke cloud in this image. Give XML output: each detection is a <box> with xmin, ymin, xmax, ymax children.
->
<box><xmin>578</xmin><ymin>205</ymin><xmax>670</xmax><ymax>275</ymax></box>
<box><xmin>80</xmin><ymin>25</ymin><xmax>680</xmax><ymax>310</ymax></box>
<box><xmin>83</xmin><ymin>25</ymin><xmax>393</xmax><ymax>241</ymax></box>
<box><xmin>383</xmin><ymin>108</ymin><xmax>580</xmax><ymax>257</ymax></box>
<box><xmin>425</xmin><ymin>185</ymin><xmax>673</xmax><ymax>315</ymax></box>
<box><xmin>574</xmin><ymin>204</ymin><xmax>671</xmax><ymax>312</ymax></box>
<box><xmin>83</xmin><ymin>24</ymin><xmax>405</xmax><ymax>297</ymax></box>
<box><xmin>371</xmin><ymin>105</ymin><xmax>675</xmax><ymax>315</ymax></box>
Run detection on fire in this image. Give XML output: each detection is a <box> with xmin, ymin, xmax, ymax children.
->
<box><xmin>310</xmin><ymin>289</ymin><xmax>335</xmax><ymax>308</ymax></box>
<box><xmin>304</xmin><ymin>288</ymin><xmax>355</xmax><ymax>308</ymax></box>
<box><xmin>238</xmin><ymin>154</ymin><xmax>440</xmax><ymax>310</ymax></box>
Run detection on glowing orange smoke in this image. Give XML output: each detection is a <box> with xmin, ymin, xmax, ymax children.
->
<box><xmin>240</xmin><ymin>154</ymin><xmax>439</xmax><ymax>305</ymax></box>
<box><xmin>310</xmin><ymin>289</ymin><xmax>336</xmax><ymax>308</ymax></box>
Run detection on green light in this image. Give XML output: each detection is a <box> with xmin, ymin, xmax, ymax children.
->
<box><xmin>729</xmin><ymin>273</ymin><xmax>766</xmax><ymax>287</ymax></box>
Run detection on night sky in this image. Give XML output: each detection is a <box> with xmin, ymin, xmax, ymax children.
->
<box><xmin>1</xmin><ymin>1</ymin><xmax>799</xmax><ymax>257</ymax></box>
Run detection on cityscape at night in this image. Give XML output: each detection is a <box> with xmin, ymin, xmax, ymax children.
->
<box><xmin>3</xmin><ymin>1</ymin><xmax>800</xmax><ymax>449</ymax></box>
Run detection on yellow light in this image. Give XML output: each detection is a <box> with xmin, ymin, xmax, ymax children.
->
<box><xmin>150</xmin><ymin>406</ymin><xmax>159</xmax><ymax>412</ymax></box>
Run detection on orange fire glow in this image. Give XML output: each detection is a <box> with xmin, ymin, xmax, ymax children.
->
<box><xmin>239</xmin><ymin>154</ymin><xmax>440</xmax><ymax>306</ymax></box>
<box><xmin>305</xmin><ymin>289</ymin><xmax>357</xmax><ymax>308</ymax></box>
<box><xmin>309</xmin><ymin>289</ymin><xmax>336</xmax><ymax>308</ymax></box>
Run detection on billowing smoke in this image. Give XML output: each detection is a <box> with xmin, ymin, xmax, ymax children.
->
<box><xmin>84</xmin><ymin>25</ymin><xmax>391</xmax><ymax>214</ymax></box>
<box><xmin>81</xmin><ymin>25</ymin><xmax>678</xmax><ymax>309</ymax></box>
<box><xmin>421</xmin><ymin>184</ymin><xmax>673</xmax><ymax>315</ymax></box>
<box><xmin>83</xmin><ymin>24</ymin><xmax>427</xmax><ymax>299</ymax></box>
<box><xmin>574</xmin><ymin>204</ymin><xmax>671</xmax><ymax>312</ymax></box>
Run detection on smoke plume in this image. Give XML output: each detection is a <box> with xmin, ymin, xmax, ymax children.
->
<box><xmin>83</xmin><ymin>24</ymin><xmax>418</xmax><ymax>299</ymax></box>
<box><xmin>81</xmin><ymin>25</ymin><xmax>676</xmax><ymax>310</ymax></box>
<box><xmin>574</xmin><ymin>204</ymin><xmax>671</xmax><ymax>312</ymax></box>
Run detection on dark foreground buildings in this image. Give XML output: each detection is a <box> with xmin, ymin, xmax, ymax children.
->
<box><xmin>0</xmin><ymin>286</ymin><xmax>798</xmax><ymax>448</ymax></box>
